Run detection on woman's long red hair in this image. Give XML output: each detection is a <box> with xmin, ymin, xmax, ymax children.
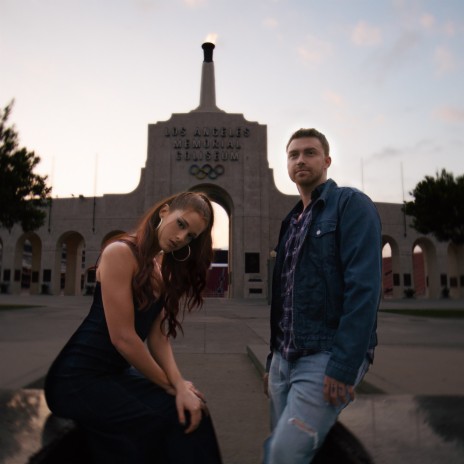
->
<box><xmin>106</xmin><ymin>192</ymin><xmax>214</xmax><ymax>337</ymax></box>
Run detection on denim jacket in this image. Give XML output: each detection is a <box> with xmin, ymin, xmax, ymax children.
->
<box><xmin>268</xmin><ymin>179</ymin><xmax>382</xmax><ymax>384</ymax></box>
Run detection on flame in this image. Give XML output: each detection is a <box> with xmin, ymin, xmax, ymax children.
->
<box><xmin>204</xmin><ymin>33</ymin><xmax>218</xmax><ymax>44</ymax></box>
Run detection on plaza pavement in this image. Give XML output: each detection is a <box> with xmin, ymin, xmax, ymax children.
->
<box><xmin>1</xmin><ymin>293</ymin><xmax>463</xmax><ymax>463</ymax></box>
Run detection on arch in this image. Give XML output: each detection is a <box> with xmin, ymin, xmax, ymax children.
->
<box><xmin>413</xmin><ymin>238</ymin><xmax>439</xmax><ymax>298</ymax></box>
<box><xmin>101</xmin><ymin>230</ymin><xmax>126</xmax><ymax>247</ymax></box>
<box><xmin>54</xmin><ymin>232</ymin><xmax>86</xmax><ymax>296</ymax></box>
<box><xmin>189</xmin><ymin>184</ymin><xmax>233</xmax><ymax>297</ymax></box>
<box><xmin>189</xmin><ymin>183</ymin><xmax>234</xmax><ymax>217</ymax></box>
<box><xmin>0</xmin><ymin>237</ymin><xmax>4</xmax><ymax>293</ymax></box>
<box><xmin>13</xmin><ymin>233</ymin><xmax>42</xmax><ymax>294</ymax></box>
<box><xmin>412</xmin><ymin>244</ymin><xmax>426</xmax><ymax>297</ymax></box>
<box><xmin>447</xmin><ymin>243</ymin><xmax>464</xmax><ymax>299</ymax></box>
<box><xmin>75</xmin><ymin>230</ymin><xmax>126</xmax><ymax>296</ymax></box>
<box><xmin>382</xmin><ymin>235</ymin><xmax>401</xmax><ymax>298</ymax></box>
<box><xmin>211</xmin><ymin>202</ymin><xmax>229</xmax><ymax>250</ymax></box>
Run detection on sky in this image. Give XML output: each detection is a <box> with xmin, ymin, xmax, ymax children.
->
<box><xmin>1</xmin><ymin>0</ymin><xmax>463</xmax><ymax>248</ymax></box>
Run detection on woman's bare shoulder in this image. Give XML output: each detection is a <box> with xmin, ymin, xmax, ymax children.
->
<box><xmin>99</xmin><ymin>241</ymin><xmax>137</xmax><ymax>270</ymax></box>
<box><xmin>102</xmin><ymin>240</ymin><xmax>134</xmax><ymax>254</ymax></box>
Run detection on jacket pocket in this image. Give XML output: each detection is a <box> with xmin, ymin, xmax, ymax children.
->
<box><xmin>307</xmin><ymin>220</ymin><xmax>337</xmax><ymax>263</ymax></box>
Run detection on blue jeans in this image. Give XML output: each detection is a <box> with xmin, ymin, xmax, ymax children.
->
<box><xmin>263</xmin><ymin>351</ymin><xmax>369</xmax><ymax>464</ymax></box>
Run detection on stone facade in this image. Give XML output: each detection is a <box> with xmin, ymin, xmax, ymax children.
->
<box><xmin>0</xmin><ymin>43</ymin><xmax>462</xmax><ymax>299</ymax></box>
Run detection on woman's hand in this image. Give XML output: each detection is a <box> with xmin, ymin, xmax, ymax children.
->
<box><xmin>175</xmin><ymin>382</ymin><xmax>204</xmax><ymax>433</ymax></box>
<box><xmin>185</xmin><ymin>380</ymin><xmax>207</xmax><ymax>404</ymax></box>
<box><xmin>165</xmin><ymin>380</ymin><xmax>206</xmax><ymax>404</ymax></box>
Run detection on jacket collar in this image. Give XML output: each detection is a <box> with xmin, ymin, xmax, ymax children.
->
<box><xmin>284</xmin><ymin>179</ymin><xmax>337</xmax><ymax>225</ymax></box>
<box><xmin>314</xmin><ymin>178</ymin><xmax>337</xmax><ymax>203</ymax></box>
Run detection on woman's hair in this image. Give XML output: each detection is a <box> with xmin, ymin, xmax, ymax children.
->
<box><xmin>106</xmin><ymin>191</ymin><xmax>214</xmax><ymax>338</ymax></box>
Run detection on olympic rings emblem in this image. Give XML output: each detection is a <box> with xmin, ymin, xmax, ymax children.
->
<box><xmin>189</xmin><ymin>164</ymin><xmax>225</xmax><ymax>180</ymax></box>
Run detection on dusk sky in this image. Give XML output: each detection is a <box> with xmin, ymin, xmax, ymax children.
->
<box><xmin>1</xmin><ymin>0</ymin><xmax>463</xmax><ymax>247</ymax></box>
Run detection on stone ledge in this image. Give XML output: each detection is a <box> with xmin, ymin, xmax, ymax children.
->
<box><xmin>0</xmin><ymin>388</ymin><xmax>374</xmax><ymax>464</ymax></box>
<box><xmin>0</xmin><ymin>389</ymin><xmax>80</xmax><ymax>464</ymax></box>
<box><xmin>245</xmin><ymin>345</ymin><xmax>464</xmax><ymax>464</ymax></box>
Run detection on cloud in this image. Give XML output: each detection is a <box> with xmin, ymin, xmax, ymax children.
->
<box><xmin>371</xmin><ymin>30</ymin><xmax>420</xmax><ymax>81</ymax></box>
<box><xmin>134</xmin><ymin>0</ymin><xmax>158</xmax><ymax>11</ymax></box>
<box><xmin>263</xmin><ymin>17</ymin><xmax>278</xmax><ymax>30</ymax></box>
<box><xmin>443</xmin><ymin>21</ymin><xmax>457</xmax><ymax>37</ymax></box>
<box><xmin>412</xmin><ymin>139</ymin><xmax>443</xmax><ymax>153</ymax></box>
<box><xmin>369</xmin><ymin>146</ymin><xmax>403</xmax><ymax>162</ymax></box>
<box><xmin>434</xmin><ymin>106</ymin><xmax>464</xmax><ymax>123</ymax></box>
<box><xmin>433</xmin><ymin>46</ymin><xmax>456</xmax><ymax>75</ymax></box>
<box><xmin>367</xmin><ymin>138</ymin><xmax>444</xmax><ymax>164</ymax></box>
<box><xmin>323</xmin><ymin>90</ymin><xmax>344</xmax><ymax>106</ymax></box>
<box><xmin>351</xmin><ymin>21</ymin><xmax>381</xmax><ymax>46</ymax></box>
<box><xmin>419</xmin><ymin>13</ymin><xmax>435</xmax><ymax>30</ymax></box>
<box><xmin>419</xmin><ymin>15</ymin><xmax>457</xmax><ymax>37</ymax></box>
<box><xmin>183</xmin><ymin>0</ymin><xmax>206</xmax><ymax>7</ymax></box>
<box><xmin>297</xmin><ymin>36</ymin><xmax>332</xmax><ymax>65</ymax></box>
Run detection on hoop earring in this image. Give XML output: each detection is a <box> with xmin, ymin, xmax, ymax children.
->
<box><xmin>155</xmin><ymin>218</ymin><xmax>162</xmax><ymax>231</ymax></box>
<box><xmin>172</xmin><ymin>245</ymin><xmax>191</xmax><ymax>262</ymax></box>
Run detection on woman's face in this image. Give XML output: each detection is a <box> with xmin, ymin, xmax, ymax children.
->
<box><xmin>157</xmin><ymin>206</ymin><xmax>208</xmax><ymax>253</ymax></box>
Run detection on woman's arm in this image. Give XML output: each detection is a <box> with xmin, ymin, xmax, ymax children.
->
<box><xmin>147</xmin><ymin>311</ymin><xmax>203</xmax><ymax>433</ymax></box>
<box><xmin>97</xmin><ymin>242</ymin><xmax>171</xmax><ymax>391</ymax></box>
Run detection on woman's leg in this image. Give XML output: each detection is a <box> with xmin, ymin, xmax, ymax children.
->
<box><xmin>46</xmin><ymin>368</ymin><xmax>222</xmax><ymax>463</ymax></box>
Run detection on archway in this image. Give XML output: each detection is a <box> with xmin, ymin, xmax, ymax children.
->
<box><xmin>206</xmin><ymin>202</ymin><xmax>229</xmax><ymax>297</ymax></box>
<box><xmin>382</xmin><ymin>243</ymin><xmax>392</xmax><ymax>297</ymax></box>
<box><xmin>79</xmin><ymin>230</ymin><xmax>127</xmax><ymax>295</ymax></box>
<box><xmin>189</xmin><ymin>184</ymin><xmax>233</xmax><ymax>297</ymax></box>
<box><xmin>412</xmin><ymin>244</ymin><xmax>426</xmax><ymax>297</ymax></box>
<box><xmin>0</xmin><ymin>239</ymin><xmax>3</xmax><ymax>292</ymax></box>
<box><xmin>412</xmin><ymin>238</ymin><xmax>438</xmax><ymax>298</ymax></box>
<box><xmin>55</xmin><ymin>232</ymin><xmax>85</xmax><ymax>295</ymax></box>
<box><xmin>447</xmin><ymin>243</ymin><xmax>464</xmax><ymax>299</ymax></box>
<box><xmin>382</xmin><ymin>236</ymin><xmax>401</xmax><ymax>298</ymax></box>
<box><xmin>14</xmin><ymin>233</ymin><xmax>42</xmax><ymax>295</ymax></box>
<box><xmin>101</xmin><ymin>230</ymin><xmax>126</xmax><ymax>247</ymax></box>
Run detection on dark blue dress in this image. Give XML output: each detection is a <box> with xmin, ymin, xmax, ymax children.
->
<box><xmin>44</xmin><ymin>282</ymin><xmax>222</xmax><ymax>463</ymax></box>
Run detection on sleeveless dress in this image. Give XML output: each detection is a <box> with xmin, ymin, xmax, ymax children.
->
<box><xmin>44</xmin><ymin>282</ymin><xmax>222</xmax><ymax>464</ymax></box>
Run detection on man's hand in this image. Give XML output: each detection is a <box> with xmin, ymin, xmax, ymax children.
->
<box><xmin>323</xmin><ymin>375</ymin><xmax>354</xmax><ymax>406</ymax></box>
<box><xmin>263</xmin><ymin>373</ymin><xmax>269</xmax><ymax>398</ymax></box>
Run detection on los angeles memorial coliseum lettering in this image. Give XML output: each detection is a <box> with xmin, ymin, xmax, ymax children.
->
<box><xmin>165</xmin><ymin>126</ymin><xmax>250</xmax><ymax>162</ymax></box>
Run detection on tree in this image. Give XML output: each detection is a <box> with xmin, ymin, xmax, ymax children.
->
<box><xmin>0</xmin><ymin>100</ymin><xmax>52</xmax><ymax>232</ymax></box>
<box><xmin>403</xmin><ymin>169</ymin><xmax>464</xmax><ymax>245</ymax></box>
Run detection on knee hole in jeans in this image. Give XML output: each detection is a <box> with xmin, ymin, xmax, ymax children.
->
<box><xmin>288</xmin><ymin>417</ymin><xmax>319</xmax><ymax>450</ymax></box>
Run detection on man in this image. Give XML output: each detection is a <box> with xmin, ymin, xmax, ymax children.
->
<box><xmin>263</xmin><ymin>128</ymin><xmax>381</xmax><ymax>463</ymax></box>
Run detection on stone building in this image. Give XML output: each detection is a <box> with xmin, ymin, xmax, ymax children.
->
<box><xmin>0</xmin><ymin>43</ymin><xmax>462</xmax><ymax>300</ymax></box>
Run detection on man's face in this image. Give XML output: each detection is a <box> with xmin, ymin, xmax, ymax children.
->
<box><xmin>287</xmin><ymin>137</ymin><xmax>331</xmax><ymax>190</ymax></box>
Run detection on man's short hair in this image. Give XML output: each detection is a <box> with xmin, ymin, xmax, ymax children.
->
<box><xmin>286</xmin><ymin>128</ymin><xmax>330</xmax><ymax>157</ymax></box>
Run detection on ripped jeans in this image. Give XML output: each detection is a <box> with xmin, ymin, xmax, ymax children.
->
<box><xmin>263</xmin><ymin>351</ymin><xmax>369</xmax><ymax>464</ymax></box>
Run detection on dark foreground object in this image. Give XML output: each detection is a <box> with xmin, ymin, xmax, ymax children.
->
<box><xmin>27</xmin><ymin>419</ymin><xmax>372</xmax><ymax>464</ymax></box>
<box><xmin>1</xmin><ymin>389</ymin><xmax>372</xmax><ymax>464</ymax></box>
<box><xmin>28</xmin><ymin>416</ymin><xmax>90</xmax><ymax>464</ymax></box>
<box><xmin>3</xmin><ymin>389</ymin><xmax>464</xmax><ymax>463</ymax></box>
<box><xmin>313</xmin><ymin>422</ymin><xmax>373</xmax><ymax>463</ymax></box>
<box><xmin>28</xmin><ymin>419</ymin><xmax>372</xmax><ymax>464</ymax></box>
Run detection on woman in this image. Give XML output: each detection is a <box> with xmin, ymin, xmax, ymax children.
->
<box><xmin>44</xmin><ymin>191</ymin><xmax>222</xmax><ymax>463</ymax></box>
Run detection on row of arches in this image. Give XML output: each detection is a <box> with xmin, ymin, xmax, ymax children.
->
<box><xmin>382</xmin><ymin>236</ymin><xmax>464</xmax><ymax>299</ymax></box>
<box><xmin>2</xmin><ymin>229</ymin><xmax>463</xmax><ymax>299</ymax></box>
<box><xmin>0</xmin><ymin>231</ymin><xmax>122</xmax><ymax>296</ymax></box>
